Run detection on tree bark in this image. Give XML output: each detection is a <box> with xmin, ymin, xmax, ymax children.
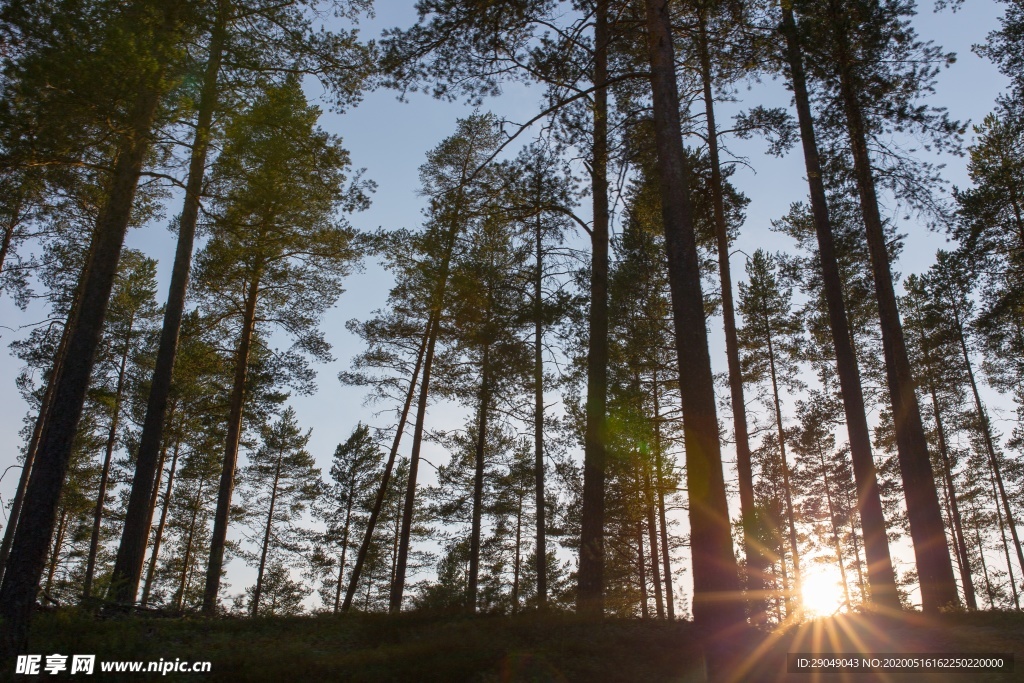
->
<box><xmin>643</xmin><ymin>0</ymin><xmax>744</xmax><ymax>645</ymax></box>
<box><xmin>202</xmin><ymin>273</ymin><xmax>260</xmax><ymax>613</ymax></box>
<box><xmin>697</xmin><ymin>12</ymin><xmax>767</xmax><ymax>623</ymax></box>
<box><xmin>342</xmin><ymin>318</ymin><xmax>431</xmax><ymax>611</ymax></box>
<box><xmin>141</xmin><ymin>439</ymin><xmax>180</xmax><ymax>606</ymax></box>
<box><xmin>0</xmin><ymin>219</ymin><xmax>16</xmax><ymax>283</ymax></box>
<box><xmin>0</xmin><ymin>188</ymin><xmax>31</xmax><ymax>289</ymax></box>
<box><xmin>971</xmin><ymin>502</ymin><xmax>996</xmax><ymax>608</ymax></box>
<box><xmin>779</xmin><ymin>3</ymin><xmax>900</xmax><ymax>611</ymax></box>
<box><xmin>110</xmin><ymin>0</ymin><xmax>228</xmax><ymax>605</ymax></box>
<box><xmin>140</xmin><ymin>437</ymin><xmax>171</xmax><ymax>590</ymax></box>
<box><xmin>0</xmin><ymin>11</ymin><xmax>175</xmax><ymax>650</ymax></box>
<box><xmin>578</xmin><ymin>0</ymin><xmax>610</xmax><ymax>618</ymax></box>
<box><xmin>512</xmin><ymin>492</ymin><xmax>522</xmax><ymax>613</ymax></box>
<box><xmin>937</xmin><ymin>460</ymin><xmax>969</xmax><ymax>609</ymax></box>
<box><xmin>778</xmin><ymin>535</ymin><xmax>790</xmax><ymax>620</ymax></box>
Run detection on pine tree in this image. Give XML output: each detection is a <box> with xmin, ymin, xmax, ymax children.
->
<box><xmin>82</xmin><ymin>250</ymin><xmax>162</xmax><ymax>600</ymax></box>
<box><xmin>318</xmin><ymin>424</ymin><xmax>382</xmax><ymax>613</ymax></box>
<box><xmin>790</xmin><ymin>392</ymin><xmax>858</xmax><ymax>610</ymax></box>
<box><xmin>502</xmin><ymin>143</ymin><xmax>576</xmax><ymax>609</ymax></box>
<box><xmin>239</xmin><ymin>408</ymin><xmax>320</xmax><ymax>617</ymax></box>
<box><xmin>388</xmin><ymin>114</ymin><xmax>503</xmax><ymax>612</ymax></box>
<box><xmin>738</xmin><ymin>249</ymin><xmax>806</xmax><ymax>611</ymax></box>
<box><xmin>194</xmin><ymin>79</ymin><xmax>364</xmax><ymax>613</ymax></box>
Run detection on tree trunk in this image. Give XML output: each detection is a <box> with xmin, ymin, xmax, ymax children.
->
<box><xmin>950</xmin><ymin>302</ymin><xmax>1024</xmax><ymax>584</ymax></box>
<box><xmin>818</xmin><ymin>437</ymin><xmax>851</xmax><ymax>609</ymax></box>
<box><xmin>84</xmin><ymin>317</ymin><xmax>135</xmax><ymax>599</ymax></box>
<box><xmin>643</xmin><ymin>0</ymin><xmax>744</xmax><ymax>647</ymax></box>
<box><xmin>342</xmin><ymin>319</ymin><xmax>430</xmax><ymax>611</ymax></box>
<box><xmin>0</xmin><ymin>188</ymin><xmax>30</xmax><ymax>288</ymax></box>
<box><xmin>0</xmin><ymin>10</ymin><xmax>176</xmax><ymax>649</ymax></box>
<box><xmin>778</xmin><ymin>537</ymin><xmax>790</xmax><ymax>620</ymax></box>
<box><xmin>927</xmin><ymin>383</ymin><xmax>977</xmax><ymax>609</ymax></box>
<box><xmin>938</xmin><ymin>464</ymin><xmax>968</xmax><ymax>607</ymax></box>
<box><xmin>390</xmin><ymin>311</ymin><xmax>442</xmax><ymax>612</ymax></box>
<box><xmin>644</xmin><ymin>463</ymin><xmax>664</xmax><ymax>619</ymax></box>
<box><xmin>578</xmin><ymin>0</ymin><xmax>610</xmax><ymax>618</ymax></box>
<box><xmin>141</xmin><ymin>439</ymin><xmax>180</xmax><ymax>606</ymax></box>
<box><xmin>512</xmin><ymin>492</ymin><xmax>522</xmax><ymax>613</ymax></box>
<box><xmin>176</xmin><ymin>478</ymin><xmax>205</xmax><ymax>612</ymax></box>
<box><xmin>697</xmin><ymin>12</ymin><xmax>767</xmax><ymax>623</ymax></box>
<box><xmin>848</xmin><ymin>511</ymin><xmax>866</xmax><ymax>598</ymax></box>
<box><xmin>533</xmin><ymin>197</ymin><xmax>547</xmax><ymax>608</ymax></box>
<box><xmin>651</xmin><ymin>372</ymin><xmax>674</xmax><ymax>620</ymax></box>
<box><xmin>390</xmin><ymin>195</ymin><xmax>464</xmax><ymax>612</ymax></box>
<box><xmin>333</xmin><ymin>495</ymin><xmax>355</xmax><ymax>613</ymax></box>
<box><xmin>140</xmin><ymin>438</ymin><xmax>171</xmax><ymax>587</ymax></box>
<box><xmin>637</xmin><ymin>521</ymin><xmax>649</xmax><ymax>619</ymax></box>
<box><xmin>111</xmin><ymin>0</ymin><xmax>228</xmax><ymax>605</ymax></box>
<box><xmin>779</xmin><ymin>3</ymin><xmax>900</xmax><ymax>611</ymax></box>
<box><xmin>45</xmin><ymin>509</ymin><xmax>69</xmax><ymax>597</ymax></box>
<box><xmin>990</xmin><ymin>465</ymin><xmax>1020</xmax><ymax>609</ymax></box>
<box><xmin>203</xmin><ymin>273</ymin><xmax>260</xmax><ymax>614</ymax></box>
<box><xmin>971</xmin><ymin>503</ymin><xmax>996</xmax><ymax>609</ymax></box>
<box><xmin>906</xmin><ymin>294</ymin><xmax>978</xmax><ymax>609</ymax></box>
<box><xmin>252</xmin><ymin>453</ymin><xmax>282</xmax><ymax>617</ymax></box>
<box><xmin>0</xmin><ymin>311</ymin><xmax>76</xmax><ymax>584</ymax></box>
<box><xmin>391</xmin><ymin>516</ymin><xmax>401</xmax><ymax>588</ymax></box>
<box><xmin>0</xmin><ymin>216</ymin><xmax>16</xmax><ymax>283</ymax></box>
<box><xmin>765</xmin><ymin>323</ymin><xmax>802</xmax><ymax>610</ymax></box>
<box><xmin>828</xmin><ymin>0</ymin><xmax>958</xmax><ymax>612</ymax></box>
<box><xmin>467</xmin><ymin>340</ymin><xmax>491</xmax><ymax>612</ymax></box>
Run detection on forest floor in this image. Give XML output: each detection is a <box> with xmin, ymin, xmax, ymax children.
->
<box><xmin>15</xmin><ymin>608</ymin><xmax>1024</xmax><ymax>681</ymax></box>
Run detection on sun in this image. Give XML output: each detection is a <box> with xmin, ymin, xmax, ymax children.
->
<box><xmin>801</xmin><ymin>570</ymin><xmax>846</xmax><ymax>618</ymax></box>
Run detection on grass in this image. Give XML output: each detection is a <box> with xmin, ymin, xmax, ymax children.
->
<box><xmin>15</xmin><ymin>608</ymin><xmax>1024</xmax><ymax>681</ymax></box>
<box><xmin>20</xmin><ymin>609</ymin><xmax>704</xmax><ymax>681</ymax></box>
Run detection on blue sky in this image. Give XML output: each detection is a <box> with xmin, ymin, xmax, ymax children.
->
<box><xmin>0</xmin><ymin>0</ymin><xmax>1014</xmax><ymax>610</ymax></box>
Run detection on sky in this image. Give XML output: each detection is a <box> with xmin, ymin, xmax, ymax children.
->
<box><xmin>0</xmin><ymin>0</ymin><xmax>1014</xmax><ymax>612</ymax></box>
